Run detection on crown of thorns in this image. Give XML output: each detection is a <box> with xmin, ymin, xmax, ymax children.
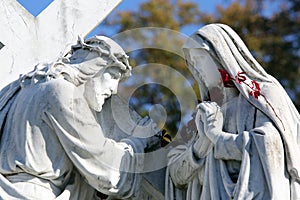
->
<box><xmin>66</xmin><ymin>36</ymin><xmax>131</xmax><ymax>72</ymax></box>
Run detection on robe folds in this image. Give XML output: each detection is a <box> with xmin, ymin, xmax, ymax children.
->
<box><xmin>166</xmin><ymin>94</ymin><xmax>298</xmax><ymax>200</ymax></box>
<box><xmin>167</xmin><ymin>23</ymin><xmax>300</xmax><ymax>200</ymax></box>
<box><xmin>0</xmin><ymin>78</ymin><xmax>143</xmax><ymax>200</ymax></box>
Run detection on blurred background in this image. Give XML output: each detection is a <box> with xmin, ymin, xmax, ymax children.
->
<box><xmin>91</xmin><ymin>0</ymin><xmax>300</xmax><ymax>140</ymax></box>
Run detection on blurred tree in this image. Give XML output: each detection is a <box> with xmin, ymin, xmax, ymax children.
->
<box><xmin>102</xmin><ymin>0</ymin><xmax>300</xmax><ymax>139</ymax></box>
<box><xmin>103</xmin><ymin>0</ymin><xmax>203</xmax><ymax>138</ymax></box>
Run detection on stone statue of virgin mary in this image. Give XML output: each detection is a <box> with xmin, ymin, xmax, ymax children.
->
<box><xmin>166</xmin><ymin>23</ymin><xmax>300</xmax><ymax>199</ymax></box>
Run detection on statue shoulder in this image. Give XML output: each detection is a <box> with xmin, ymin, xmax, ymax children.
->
<box><xmin>43</xmin><ymin>78</ymin><xmax>81</xmax><ymax>104</ymax></box>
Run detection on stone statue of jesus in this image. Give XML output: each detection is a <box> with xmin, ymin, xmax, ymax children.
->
<box><xmin>0</xmin><ymin>36</ymin><xmax>161</xmax><ymax>199</ymax></box>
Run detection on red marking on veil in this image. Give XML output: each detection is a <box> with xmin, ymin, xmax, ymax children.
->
<box><xmin>218</xmin><ymin>69</ymin><xmax>235</xmax><ymax>87</ymax></box>
<box><xmin>249</xmin><ymin>80</ymin><xmax>261</xmax><ymax>99</ymax></box>
<box><xmin>218</xmin><ymin>69</ymin><xmax>261</xmax><ymax>99</ymax></box>
<box><xmin>217</xmin><ymin>69</ymin><xmax>285</xmax><ymax>130</ymax></box>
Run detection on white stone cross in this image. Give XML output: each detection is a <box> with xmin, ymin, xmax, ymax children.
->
<box><xmin>0</xmin><ymin>0</ymin><xmax>122</xmax><ymax>89</ymax></box>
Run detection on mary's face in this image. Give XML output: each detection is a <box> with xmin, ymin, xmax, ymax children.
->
<box><xmin>186</xmin><ymin>48</ymin><xmax>222</xmax><ymax>89</ymax></box>
<box><xmin>185</xmin><ymin>48</ymin><xmax>225</xmax><ymax>104</ymax></box>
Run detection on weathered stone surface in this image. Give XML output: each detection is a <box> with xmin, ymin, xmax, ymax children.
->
<box><xmin>166</xmin><ymin>23</ymin><xmax>300</xmax><ymax>200</ymax></box>
<box><xmin>0</xmin><ymin>30</ymin><xmax>167</xmax><ymax>198</ymax></box>
<box><xmin>0</xmin><ymin>0</ymin><xmax>122</xmax><ymax>89</ymax></box>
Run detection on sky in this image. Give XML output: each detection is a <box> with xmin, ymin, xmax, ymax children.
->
<box><xmin>94</xmin><ymin>0</ymin><xmax>232</xmax><ymax>37</ymax></box>
<box><xmin>16</xmin><ymin>0</ymin><xmax>229</xmax><ymax>17</ymax></box>
<box><xmin>16</xmin><ymin>0</ymin><xmax>232</xmax><ymax>37</ymax></box>
<box><xmin>16</xmin><ymin>0</ymin><xmax>280</xmax><ymax>37</ymax></box>
<box><xmin>116</xmin><ymin>0</ymin><xmax>229</xmax><ymax>13</ymax></box>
